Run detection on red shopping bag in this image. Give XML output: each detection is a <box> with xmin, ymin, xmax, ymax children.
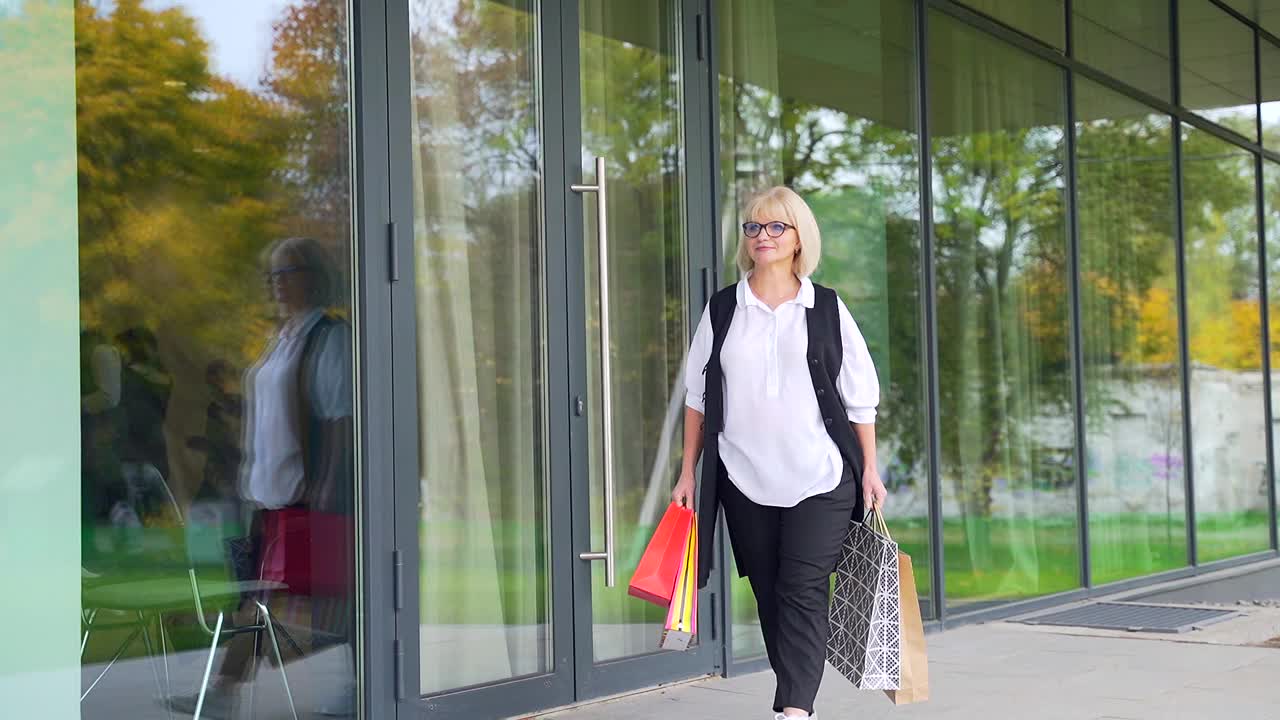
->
<box><xmin>260</xmin><ymin>508</ymin><xmax>354</xmax><ymax>597</ymax></box>
<box><xmin>628</xmin><ymin>502</ymin><xmax>695</xmax><ymax>606</ymax></box>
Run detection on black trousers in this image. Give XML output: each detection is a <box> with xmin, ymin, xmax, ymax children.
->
<box><xmin>719</xmin><ymin>464</ymin><xmax>856</xmax><ymax>715</ymax></box>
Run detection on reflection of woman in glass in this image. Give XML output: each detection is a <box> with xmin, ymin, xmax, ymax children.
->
<box><xmin>115</xmin><ymin>326</ymin><xmax>173</xmax><ymax>480</ymax></box>
<box><xmin>81</xmin><ymin>328</ymin><xmax>125</xmax><ymax>568</ymax></box>
<box><xmin>170</xmin><ymin>237</ymin><xmax>354</xmax><ymax>718</ymax></box>
<box><xmin>674</xmin><ymin>187</ymin><xmax>884</xmax><ymax>720</ymax></box>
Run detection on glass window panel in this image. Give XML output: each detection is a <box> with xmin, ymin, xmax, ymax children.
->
<box><xmin>716</xmin><ymin>0</ymin><xmax>932</xmax><ymax>657</ymax></box>
<box><xmin>410</xmin><ymin>0</ymin><xmax>554</xmax><ymax>692</ymax></box>
<box><xmin>2</xmin><ymin>4</ymin><xmax>80</xmax><ymax>716</ymax></box>
<box><xmin>1261</xmin><ymin>40</ymin><xmax>1280</xmax><ymax>150</ymax></box>
<box><xmin>74</xmin><ymin>0</ymin><xmax>360</xmax><ymax>716</ymax></box>
<box><xmin>955</xmin><ymin>0</ymin><xmax>1066</xmax><ymax>49</ymax></box>
<box><xmin>1182</xmin><ymin>126</ymin><xmax>1270</xmax><ymax>562</ymax></box>
<box><xmin>1180</xmin><ymin>0</ymin><xmax>1258</xmax><ymax>139</ymax></box>
<box><xmin>578</xmin><ymin>0</ymin><xmax>690</xmax><ymax>663</ymax></box>
<box><xmin>1075</xmin><ymin>79</ymin><xmax>1188</xmax><ymax>585</ymax></box>
<box><xmin>928</xmin><ymin>11</ymin><xmax>1080</xmax><ymax>609</ymax></box>
<box><xmin>1073</xmin><ymin>0</ymin><xmax>1172</xmax><ymax>101</ymax></box>
<box><xmin>1217</xmin><ymin>0</ymin><xmax>1280</xmax><ymax>40</ymax></box>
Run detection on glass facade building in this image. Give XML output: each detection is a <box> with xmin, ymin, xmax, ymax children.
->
<box><xmin>4</xmin><ymin>0</ymin><xmax>1280</xmax><ymax>718</ymax></box>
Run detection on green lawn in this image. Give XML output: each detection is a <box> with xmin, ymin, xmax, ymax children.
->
<box><xmin>78</xmin><ymin>510</ymin><xmax>1274</xmax><ymax>664</ymax></box>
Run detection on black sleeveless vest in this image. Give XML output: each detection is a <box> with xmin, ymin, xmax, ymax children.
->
<box><xmin>696</xmin><ymin>282</ymin><xmax>866</xmax><ymax>588</ymax></box>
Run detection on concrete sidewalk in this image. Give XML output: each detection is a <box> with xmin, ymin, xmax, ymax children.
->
<box><xmin>539</xmin><ymin>609</ymin><xmax>1280</xmax><ymax>720</ymax></box>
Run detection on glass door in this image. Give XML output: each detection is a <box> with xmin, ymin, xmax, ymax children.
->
<box><xmin>397</xmin><ymin>1</ymin><xmax>575</xmax><ymax>717</ymax></box>
<box><xmin>565</xmin><ymin>0</ymin><xmax>719</xmax><ymax>699</ymax></box>
<box><xmin>393</xmin><ymin>0</ymin><xmax>716</xmax><ymax>716</ymax></box>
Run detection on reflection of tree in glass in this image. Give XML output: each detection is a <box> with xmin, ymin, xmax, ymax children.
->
<box><xmin>720</xmin><ymin>84</ymin><xmax>928</xmax><ymax>512</ymax></box>
<box><xmin>74</xmin><ymin>0</ymin><xmax>352</xmax><ymax>504</ymax></box>
<box><xmin>931</xmin><ymin>126</ymin><xmax>1070</xmax><ymax>546</ymax></box>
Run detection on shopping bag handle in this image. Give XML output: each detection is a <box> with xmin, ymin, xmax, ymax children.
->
<box><xmin>864</xmin><ymin>503</ymin><xmax>893</xmax><ymax>541</ymax></box>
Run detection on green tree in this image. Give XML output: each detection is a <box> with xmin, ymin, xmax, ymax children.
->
<box><xmin>75</xmin><ymin>0</ymin><xmax>290</xmax><ymax>364</ymax></box>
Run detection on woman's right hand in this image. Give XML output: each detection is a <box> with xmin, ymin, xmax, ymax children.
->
<box><xmin>671</xmin><ymin>470</ymin><xmax>696</xmax><ymax>509</ymax></box>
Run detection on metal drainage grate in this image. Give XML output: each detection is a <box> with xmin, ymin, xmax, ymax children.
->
<box><xmin>1018</xmin><ymin>602</ymin><xmax>1238</xmax><ymax>633</ymax></box>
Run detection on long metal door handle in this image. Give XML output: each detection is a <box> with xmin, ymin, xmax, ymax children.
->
<box><xmin>572</xmin><ymin>156</ymin><xmax>617</xmax><ymax>588</ymax></box>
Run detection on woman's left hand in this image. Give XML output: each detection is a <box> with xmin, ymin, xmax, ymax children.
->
<box><xmin>862</xmin><ymin>467</ymin><xmax>887</xmax><ymax>511</ymax></box>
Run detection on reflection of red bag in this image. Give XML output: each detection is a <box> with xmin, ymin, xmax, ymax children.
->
<box><xmin>259</xmin><ymin>508</ymin><xmax>353</xmax><ymax>597</ymax></box>
<box><xmin>629</xmin><ymin>503</ymin><xmax>695</xmax><ymax>606</ymax></box>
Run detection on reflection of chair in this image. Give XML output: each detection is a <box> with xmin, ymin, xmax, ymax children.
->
<box><xmin>80</xmin><ymin>463</ymin><xmax>299</xmax><ymax>720</ymax></box>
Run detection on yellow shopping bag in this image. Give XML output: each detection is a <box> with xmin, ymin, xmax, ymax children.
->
<box><xmin>659</xmin><ymin>513</ymin><xmax>698</xmax><ymax>651</ymax></box>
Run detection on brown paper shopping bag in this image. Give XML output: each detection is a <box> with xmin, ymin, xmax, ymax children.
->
<box><xmin>884</xmin><ymin>551</ymin><xmax>929</xmax><ymax>705</ymax></box>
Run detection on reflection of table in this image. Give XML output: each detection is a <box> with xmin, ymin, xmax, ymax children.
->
<box><xmin>82</xmin><ymin>576</ymin><xmax>297</xmax><ymax>720</ymax></box>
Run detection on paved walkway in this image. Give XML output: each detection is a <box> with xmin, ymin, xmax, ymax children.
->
<box><xmin>539</xmin><ymin>608</ymin><xmax>1280</xmax><ymax>720</ymax></box>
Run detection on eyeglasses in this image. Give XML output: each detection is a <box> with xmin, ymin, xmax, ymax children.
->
<box><xmin>742</xmin><ymin>221</ymin><xmax>794</xmax><ymax>239</ymax></box>
<box><xmin>263</xmin><ymin>264</ymin><xmax>309</xmax><ymax>283</ymax></box>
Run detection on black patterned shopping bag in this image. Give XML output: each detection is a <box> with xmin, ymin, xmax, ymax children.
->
<box><xmin>826</xmin><ymin>507</ymin><xmax>901</xmax><ymax>691</ymax></box>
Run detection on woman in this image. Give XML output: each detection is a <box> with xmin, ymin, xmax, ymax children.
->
<box><xmin>673</xmin><ymin>186</ymin><xmax>885</xmax><ymax>720</ymax></box>
<box><xmin>170</xmin><ymin>236</ymin><xmax>355</xmax><ymax>718</ymax></box>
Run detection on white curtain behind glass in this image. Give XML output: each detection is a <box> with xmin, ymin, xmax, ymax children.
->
<box><xmin>411</xmin><ymin>0</ymin><xmax>547</xmax><ymax>693</ymax></box>
<box><xmin>931</xmin><ymin>16</ymin><xmax>1071</xmax><ymax>600</ymax></box>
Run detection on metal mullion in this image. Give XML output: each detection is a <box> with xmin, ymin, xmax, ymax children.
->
<box><xmin>1256</xmin><ymin>24</ymin><xmax>1264</xmax><ymax>146</ymax></box>
<box><xmin>1171</xmin><ymin>0</ymin><xmax>1180</xmax><ymax>108</ymax></box>
<box><xmin>1170</xmin><ymin>0</ymin><xmax>1197</xmax><ymax>569</ymax></box>
<box><xmin>1256</xmin><ymin>147</ymin><xmax>1280</xmax><ymax>556</ymax></box>
<box><xmin>354</xmin><ymin>0</ymin><xmax>396</xmax><ymax>716</ymax></box>
<box><xmin>1063</xmin><ymin>41</ymin><xmax>1090</xmax><ymax>588</ymax></box>
<box><xmin>1064</xmin><ymin>0</ymin><xmax>1073</xmax><ymax>58</ymax></box>
<box><xmin>557</xmin><ymin>0</ymin><xmax>596</xmax><ymax>700</ymax></box>
<box><xmin>678</xmin><ymin>0</ymin><xmax>726</xmax><ymax>675</ymax></box>
<box><xmin>1172</xmin><ymin>117</ymin><xmax>1198</xmax><ymax>568</ymax></box>
<box><xmin>1258</xmin><ymin>153</ymin><xmax>1279</xmax><ymax>553</ymax></box>
<box><xmin>703</xmin><ymin>0</ymin><xmax>746</xmax><ymax>676</ymax></box>
<box><xmin>1172</xmin><ymin>0</ymin><xmax>1197</xmax><ymax>567</ymax></box>
<box><xmin>917</xmin><ymin>0</ymin><xmax>947</xmax><ymax>622</ymax></box>
<box><xmin>540</xmin><ymin>0</ymin><xmax>582</xmax><ymax>707</ymax></box>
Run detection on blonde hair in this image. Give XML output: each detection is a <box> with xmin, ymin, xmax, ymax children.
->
<box><xmin>263</xmin><ymin>236</ymin><xmax>340</xmax><ymax>308</ymax></box>
<box><xmin>736</xmin><ymin>186</ymin><xmax>822</xmax><ymax>277</ymax></box>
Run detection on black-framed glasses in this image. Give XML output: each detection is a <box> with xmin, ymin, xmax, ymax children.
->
<box><xmin>263</xmin><ymin>264</ymin><xmax>309</xmax><ymax>283</ymax></box>
<box><xmin>742</xmin><ymin>221</ymin><xmax>794</xmax><ymax>239</ymax></box>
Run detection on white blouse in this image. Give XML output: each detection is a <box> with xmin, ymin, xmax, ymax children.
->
<box><xmin>684</xmin><ymin>276</ymin><xmax>879</xmax><ymax>507</ymax></box>
<box><xmin>241</xmin><ymin>308</ymin><xmax>353</xmax><ymax>509</ymax></box>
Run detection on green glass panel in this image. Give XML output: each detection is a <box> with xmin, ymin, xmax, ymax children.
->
<box><xmin>410</xmin><ymin>0</ymin><xmax>555</xmax><ymax>692</ymax></box>
<box><xmin>1073</xmin><ymin>0</ymin><xmax>1171</xmax><ymax>101</ymax></box>
<box><xmin>579</xmin><ymin>0</ymin><xmax>692</xmax><ymax>662</ymax></box>
<box><xmin>716</xmin><ymin>0</ymin><xmax>931</xmax><ymax>659</ymax></box>
<box><xmin>1181</xmin><ymin>0</ymin><xmax>1258</xmax><ymax>140</ymax></box>
<box><xmin>957</xmin><ymin>0</ymin><xmax>1065</xmax><ymax>48</ymax></box>
<box><xmin>0</xmin><ymin>3</ymin><xmax>80</xmax><ymax>717</ymax></box>
<box><xmin>928</xmin><ymin>11</ymin><xmax>1080</xmax><ymax>609</ymax></box>
<box><xmin>71</xmin><ymin>1</ymin><xmax>361</xmax><ymax>714</ymax></box>
<box><xmin>1075</xmin><ymin>79</ymin><xmax>1188</xmax><ymax>585</ymax></box>
<box><xmin>1182</xmin><ymin>127</ymin><xmax>1270</xmax><ymax>562</ymax></box>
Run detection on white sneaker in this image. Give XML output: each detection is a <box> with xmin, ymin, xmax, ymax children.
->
<box><xmin>774</xmin><ymin>714</ymin><xmax>814</xmax><ymax>719</ymax></box>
